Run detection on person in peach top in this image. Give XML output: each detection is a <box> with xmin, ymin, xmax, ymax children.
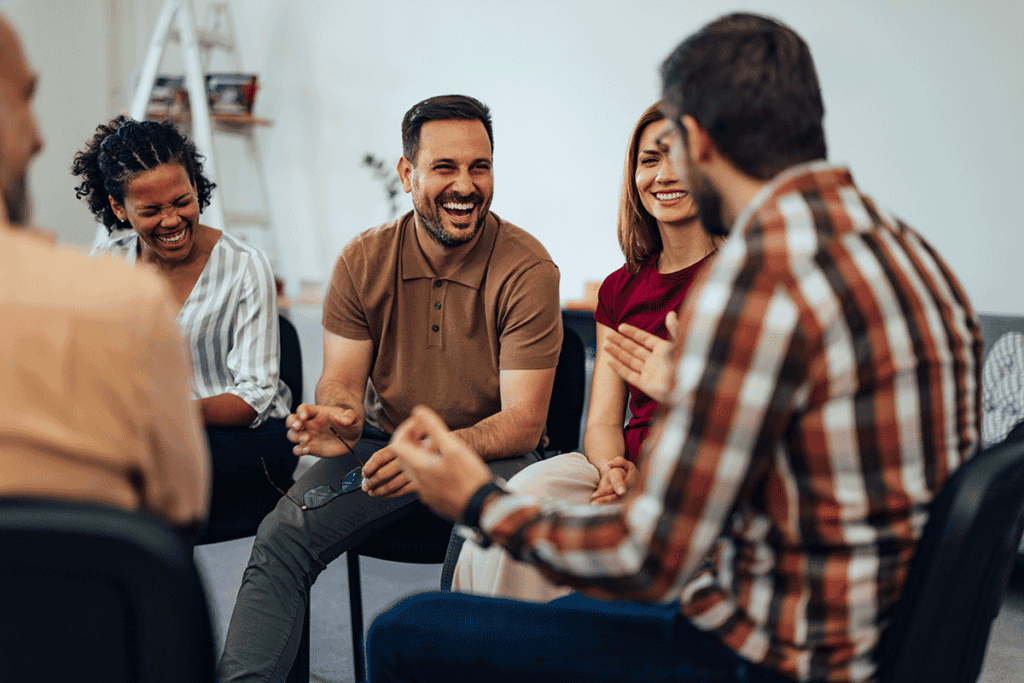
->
<box><xmin>0</xmin><ymin>14</ymin><xmax>208</xmax><ymax>531</ymax></box>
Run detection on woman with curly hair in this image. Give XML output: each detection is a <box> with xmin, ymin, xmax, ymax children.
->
<box><xmin>453</xmin><ymin>102</ymin><xmax>720</xmax><ymax>600</ymax></box>
<box><xmin>73</xmin><ymin>116</ymin><xmax>293</xmax><ymax>543</ymax></box>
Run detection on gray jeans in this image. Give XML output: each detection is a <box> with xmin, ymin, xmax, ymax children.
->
<box><xmin>217</xmin><ymin>426</ymin><xmax>543</xmax><ymax>682</ymax></box>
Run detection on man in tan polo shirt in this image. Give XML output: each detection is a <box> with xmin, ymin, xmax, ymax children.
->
<box><xmin>0</xmin><ymin>14</ymin><xmax>209</xmax><ymax>531</ymax></box>
<box><xmin>219</xmin><ymin>94</ymin><xmax>562</xmax><ymax>681</ymax></box>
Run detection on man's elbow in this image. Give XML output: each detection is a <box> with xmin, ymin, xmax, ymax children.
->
<box><xmin>516</xmin><ymin>412</ymin><xmax>548</xmax><ymax>454</ymax></box>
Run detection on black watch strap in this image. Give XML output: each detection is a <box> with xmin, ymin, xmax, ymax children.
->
<box><xmin>462</xmin><ymin>480</ymin><xmax>505</xmax><ymax>530</ymax></box>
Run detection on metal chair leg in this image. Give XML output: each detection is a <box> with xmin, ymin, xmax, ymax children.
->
<box><xmin>348</xmin><ymin>551</ymin><xmax>365</xmax><ymax>682</ymax></box>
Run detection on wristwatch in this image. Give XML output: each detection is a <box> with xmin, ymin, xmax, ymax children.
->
<box><xmin>457</xmin><ymin>478</ymin><xmax>507</xmax><ymax>548</ymax></box>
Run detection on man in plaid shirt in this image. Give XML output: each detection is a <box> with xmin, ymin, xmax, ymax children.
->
<box><xmin>369</xmin><ymin>12</ymin><xmax>982</xmax><ymax>683</ymax></box>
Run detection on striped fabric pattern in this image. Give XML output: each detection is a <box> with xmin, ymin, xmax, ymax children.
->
<box><xmin>981</xmin><ymin>331</ymin><xmax>1024</xmax><ymax>447</ymax></box>
<box><xmin>93</xmin><ymin>230</ymin><xmax>291</xmax><ymax>427</ymax></box>
<box><xmin>483</xmin><ymin>162</ymin><xmax>982</xmax><ymax>682</ymax></box>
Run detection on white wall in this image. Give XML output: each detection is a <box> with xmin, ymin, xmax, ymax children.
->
<box><xmin>5</xmin><ymin>1</ymin><xmax>1024</xmax><ymax>314</ymax></box>
<box><xmin>2</xmin><ymin>0</ymin><xmax>112</xmax><ymax>248</ymax></box>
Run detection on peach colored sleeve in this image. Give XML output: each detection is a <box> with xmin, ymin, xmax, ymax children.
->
<box><xmin>134</xmin><ymin>282</ymin><xmax>211</xmax><ymax>527</ymax></box>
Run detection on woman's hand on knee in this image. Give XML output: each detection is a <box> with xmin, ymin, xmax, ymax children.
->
<box><xmin>591</xmin><ymin>457</ymin><xmax>637</xmax><ymax>504</ymax></box>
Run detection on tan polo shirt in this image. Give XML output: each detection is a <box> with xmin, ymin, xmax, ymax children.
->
<box><xmin>323</xmin><ymin>211</ymin><xmax>561</xmax><ymax>434</ymax></box>
<box><xmin>0</xmin><ymin>227</ymin><xmax>210</xmax><ymax>528</ymax></box>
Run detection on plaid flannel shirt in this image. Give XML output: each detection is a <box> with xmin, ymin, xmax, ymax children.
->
<box><xmin>483</xmin><ymin>162</ymin><xmax>982</xmax><ymax>682</ymax></box>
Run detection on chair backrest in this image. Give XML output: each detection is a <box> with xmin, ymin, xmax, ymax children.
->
<box><xmin>0</xmin><ymin>499</ymin><xmax>217</xmax><ymax>683</ymax></box>
<box><xmin>279</xmin><ymin>313</ymin><xmax>304</xmax><ymax>412</ymax></box>
<box><xmin>544</xmin><ymin>325</ymin><xmax>587</xmax><ymax>454</ymax></box>
<box><xmin>877</xmin><ymin>438</ymin><xmax>1024</xmax><ymax>683</ymax></box>
<box><xmin>978</xmin><ymin>312</ymin><xmax>1024</xmax><ymax>361</ymax></box>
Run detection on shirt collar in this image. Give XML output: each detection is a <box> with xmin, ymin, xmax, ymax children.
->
<box><xmin>400</xmin><ymin>210</ymin><xmax>499</xmax><ymax>289</ymax></box>
<box><xmin>124</xmin><ymin>231</ymin><xmax>140</xmax><ymax>266</ymax></box>
<box><xmin>731</xmin><ymin>159</ymin><xmax>849</xmax><ymax>234</ymax></box>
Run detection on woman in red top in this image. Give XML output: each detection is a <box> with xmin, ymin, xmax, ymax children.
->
<box><xmin>588</xmin><ymin>103</ymin><xmax>719</xmax><ymax>502</ymax></box>
<box><xmin>452</xmin><ymin>103</ymin><xmax>718</xmax><ymax>599</ymax></box>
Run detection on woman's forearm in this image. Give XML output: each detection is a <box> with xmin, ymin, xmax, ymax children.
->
<box><xmin>583</xmin><ymin>323</ymin><xmax>631</xmax><ymax>472</ymax></box>
<box><xmin>583</xmin><ymin>422</ymin><xmax>628</xmax><ymax>473</ymax></box>
<box><xmin>199</xmin><ymin>393</ymin><xmax>257</xmax><ymax>427</ymax></box>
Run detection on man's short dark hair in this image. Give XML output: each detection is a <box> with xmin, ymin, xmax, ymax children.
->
<box><xmin>660</xmin><ymin>13</ymin><xmax>827</xmax><ymax>180</ymax></box>
<box><xmin>401</xmin><ymin>95</ymin><xmax>493</xmax><ymax>165</ymax></box>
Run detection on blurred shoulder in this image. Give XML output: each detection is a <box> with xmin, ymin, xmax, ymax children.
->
<box><xmin>491</xmin><ymin>213</ymin><xmax>554</xmax><ymax>265</ymax></box>
<box><xmin>217</xmin><ymin>230</ymin><xmax>269</xmax><ymax>262</ymax></box>
<box><xmin>216</xmin><ymin>230</ymin><xmax>275</xmax><ymax>279</ymax></box>
<box><xmin>341</xmin><ymin>214</ymin><xmax>404</xmax><ymax>261</ymax></box>
<box><xmin>600</xmin><ymin>262</ymin><xmax>632</xmax><ymax>289</ymax></box>
<box><xmin>89</xmin><ymin>227</ymin><xmax>137</xmax><ymax>258</ymax></box>
<box><xmin>1</xmin><ymin>228</ymin><xmax>169</xmax><ymax>318</ymax></box>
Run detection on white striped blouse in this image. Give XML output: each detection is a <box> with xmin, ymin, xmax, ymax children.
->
<box><xmin>981</xmin><ymin>331</ymin><xmax>1024</xmax><ymax>447</ymax></box>
<box><xmin>92</xmin><ymin>229</ymin><xmax>291</xmax><ymax>427</ymax></box>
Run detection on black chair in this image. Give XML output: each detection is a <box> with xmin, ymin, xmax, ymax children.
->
<box><xmin>279</xmin><ymin>313</ymin><xmax>305</xmax><ymax>414</ymax></box>
<box><xmin>197</xmin><ymin>313</ymin><xmax>303</xmax><ymax>545</ymax></box>
<box><xmin>287</xmin><ymin>326</ymin><xmax>588</xmax><ymax>682</ymax></box>
<box><xmin>876</xmin><ymin>437</ymin><xmax>1024</xmax><ymax>683</ymax></box>
<box><xmin>0</xmin><ymin>499</ymin><xmax>217</xmax><ymax>683</ymax></box>
<box><xmin>542</xmin><ymin>324</ymin><xmax>588</xmax><ymax>455</ymax></box>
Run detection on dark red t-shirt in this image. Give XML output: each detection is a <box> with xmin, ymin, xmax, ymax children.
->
<box><xmin>593</xmin><ymin>254</ymin><xmax>710</xmax><ymax>462</ymax></box>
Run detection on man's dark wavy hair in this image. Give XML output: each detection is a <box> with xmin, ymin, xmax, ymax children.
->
<box><xmin>401</xmin><ymin>95</ymin><xmax>493</xmax><ymax>165</ymax></box>
<box><xmin>72</xmin><ymin>116</ymin><xmax>216</xmax><ymax>232</ymax></box>
<box><xmin>660</xmin><ymin>13</ymin><xmax>827</xmax><ymax>180</ymax></box>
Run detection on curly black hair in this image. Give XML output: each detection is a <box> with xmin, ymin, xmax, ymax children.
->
<box><xmin>72</xmin><ymin>116</ymin><xmax>216</xmax><ymax>232</ymax></box>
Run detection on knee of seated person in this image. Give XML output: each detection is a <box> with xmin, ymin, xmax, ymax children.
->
<box><xmin>505</xmin><ymin>452</ymin><xmax>594</xmax><ymax>498</ymax></box>
<box><xmin>246</xmin><ymin>503</ymin><xmax>329</xmax><ymax>585</ymax></box>
<box><xmin>251</xmin><ymin>495</ymin><xmax>312</xmax><ymax>561</ymax></box>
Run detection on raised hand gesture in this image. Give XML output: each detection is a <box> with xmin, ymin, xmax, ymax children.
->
<box><xmin>286</xmin><ymin>403</ymin><xmax>361</xmax><ymax>458</ymax></box>
<box><xmin>390</xmin><ymin>405</ymin><xmax>493</xmax><ymax>521</ymax></box>
<box><xmin>603</xmin><ymin>310</ymin><xmax>680</xmax><ymax>405</ymax></box>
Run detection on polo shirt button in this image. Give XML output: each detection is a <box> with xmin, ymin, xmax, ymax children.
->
<box><xmin>432</xmin><ymin>325</ymin><xmax>439</xmax><ymax>332</ymax></box>
<box><xmin>434</xmin><ymin>280</ymin><xmax>443</xmax><ymax>288</ymax></box>
<box><xmin>434</xmin><ymin>302</ymin><xmax>442</xmax><ymax>310</ymax></box>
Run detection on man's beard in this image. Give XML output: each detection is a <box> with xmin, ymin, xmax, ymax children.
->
<box><xmin>413</xmin><ymin>191</ymin><xmax>490</xmax><ymax>248</ymax></box>
<box><xmin>3</xmin><ymin>174</ymin><xmax>31</xmax><ymax>225</ymax></box>
<box><xmin>688</xmin><ymin>164</ymin><xmax>729</xmax><ymax>238</ymax></box>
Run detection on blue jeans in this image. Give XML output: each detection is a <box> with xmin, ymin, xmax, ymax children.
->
<box><xmin>367</xmin><ymin>592</ymin><xmax>793</xmax><ymax>683</ymax></box>
<box><xmin>218</xmin><ymin>426</ymin><xmax>544</xmax><ymax>682</ymax></box>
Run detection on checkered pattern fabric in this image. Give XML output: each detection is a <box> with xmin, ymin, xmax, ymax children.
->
<box><xmin>481</xmin><ymin>162</ymin><xmax>982</xmax><ymax>682</ymax></box>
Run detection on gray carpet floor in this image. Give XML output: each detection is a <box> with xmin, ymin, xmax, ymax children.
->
<box><xmin>196</xmin><ymin>536</ymin><xmax>440</xmax><ymax>682</ymax></box>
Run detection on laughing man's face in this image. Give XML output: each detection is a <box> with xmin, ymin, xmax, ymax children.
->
<box><xmin>400</xmin><ymin>118</ymin><xmax>493</xmax><ymax>248</ymax></box>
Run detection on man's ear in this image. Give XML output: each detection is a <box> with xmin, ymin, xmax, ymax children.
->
<box><xmin>108</xmin><ymin>195</ymin><xmax>127</xmax><ymax>223</ymax></box>
<box><xmin>397</xmin><ymin>156</ymin><xmax>413</xmax><ymax>194</ymax></box>
<box><xmin>681</xmin><ymin>115</ymin><xmax>715</xmax><ymax>165</ymax></box>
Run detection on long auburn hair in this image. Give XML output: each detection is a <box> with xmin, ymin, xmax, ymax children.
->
<box><xmin>617</xmin><ymin>103</ymin><xmax>668</xmax><ymax>274</ymax></box>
